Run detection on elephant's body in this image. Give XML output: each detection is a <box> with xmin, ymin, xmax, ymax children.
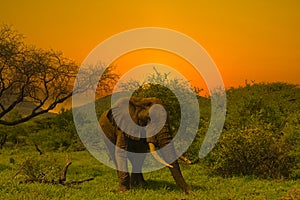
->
<box><xmin>99</xmin><ymin>97</ymin><xmax>192</xmax><ymax>194</ymax></box>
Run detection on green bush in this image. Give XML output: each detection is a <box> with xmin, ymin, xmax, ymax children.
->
<box><xmin>287</xmin><ymin>127</ymin><xmax>300</xmax><ymax>179</ymax></box>
<box><xmin>121</xmin><ymin>68</ymin><xmax>201</xmax><ymax>133</ymax></box>
<box><xmin>0</xmin><ymin>122</ymin><xmax>32</xmax><ymax>148</ymax></box>
<box><xmin>205</xmin><ymin>82</ymin><xmax>300</xmax><ymax>179</ymax></box>
<box><xmin>207</xmin><ymin>125</ymin><xmax>293</xmax><ymax>178</ymax></box>
<box><xmin>120</xmin><ymin>68</ymin><xmax>202</xmax><ymax>159</ymax></box>
<box><xmin>19</xmin><ymin>154</ymin><xmax>61</xmax><ymax>182</ymax></box>
<box><xmin>29</xmin><ymin>129</ymin><xmax>70</xmax><ymax>151</ymax></box>
<box><xmin>28</xmin><ymin>110</ymin><xmax>85</xmax><ymax>152</ymax></box>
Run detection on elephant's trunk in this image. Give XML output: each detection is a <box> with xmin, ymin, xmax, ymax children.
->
<box><xmin>145</xmin><ymin>107</ymin><xmax>192</xmax><ymax>194</ymax></box>
<box><xmin>162</xmin><ymin>144</ymin><xmax>192</xmax><ymax>194</ymax></box>
<box><xmin>156</xmin><ymin>131</ymin><xmax>192</xmax><ymax>194</ymax></box>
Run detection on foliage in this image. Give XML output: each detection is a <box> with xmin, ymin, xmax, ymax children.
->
<box><xmin>207</xmin><ymin>126</ymin><xmax>292</xmax><ymax>178</ymax></box>
<box><xmin>120</xmin><ymin>68</ymin><xmax>202</xmax><ymax>160</ymax></box>
<box><xmin>287</xmin><ymin>127</ymin><xmax>300</xmax><ymax>179</ymax></box>
<box><xmin>19</xmin><ymin>154</ymin><xmax>62</xmax><ymax>182</ymax></box>
<box><xmin>0</xmin><ymin>120</ymin><xmax>33</xmax><ymax>148</ymax></box>
<box><xmin>0</xmin><ymin>24</ymin><xmax>118</xmax><ymax>126</ymax></box>
<box><xmin>29</xmin><ymin>129</ymin><xmax>70</xmax><ymax>152</ymax></box>
<box><xmin>94</xmin><ymin>94</ymin><xmax>114</xmax><ymax>118</ymax></box>
<box><xmin>0</xmin><ymin>24</ymin><xmax>76</xmax><ymax>125</ymax></box>
<box><xmin>0</xmin><ymin>109</ymin><xmax>84</xmax><ymax>152</ymax></box>
<box><xmin>120</xmin><ymin>67</ymin><xmax>201</xmax><ymax>135</ymax></box>
<box><xmin>28</xmin><ymin>110</ymin><xmax>85</xmax><ymax>152</ymax></box>
<box><xmin>1</xmin><ymin>78</ymin><xmax>299</xmax><ymax>181</ymax></box>
<box><xmin>205</xmin><ymin>82</ymin><xmax>300</xmax><ymax>178</ymax></box>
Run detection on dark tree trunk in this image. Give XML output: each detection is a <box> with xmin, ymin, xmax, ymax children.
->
<box><xmin>34</xmin><ymin>144</ymin><xmax>43</xmax><ymax>155</ymax></box>
<box><xmin>0</xmin><ymin>133</ymin><xmax>7</xmax><ymax>150</ymax></box>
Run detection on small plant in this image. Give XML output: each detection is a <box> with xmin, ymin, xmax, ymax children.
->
<box><xmin>19</xmin><ymin>155</ymin><xmax>61</xmax><ymax>183</ymax></box>
<box><xmin>15</xmin><ymin>154</ymin><xmax>94</xmax><ymax>185</ymax></box>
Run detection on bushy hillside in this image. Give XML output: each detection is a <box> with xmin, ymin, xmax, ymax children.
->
<box><xmin>203</xmin><ymin>82</ymin><xmax>300</xmax><ymax>178</ymax></box>
<box><xmin>1</xmin><ymin>82</ymin><xmax>299</xmax><ymax>179</ymax></box>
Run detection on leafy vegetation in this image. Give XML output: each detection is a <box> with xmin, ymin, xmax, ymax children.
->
<box><xmin>205</xmin><ymin>82</ymin><xmax>300</xmax><ymax>179</ymax></box>
<box><xmin>0</xmin><ymin>24</ymin><xmax>118</xmax><ymax>126</ymax></box>
<box><xmin>120</xmin><ymin>68</ymin><xmax>203</xmax><ymax>161</ymax></box>
<box><xmin>120</xmin><ymin>67</ymin><xmax>202</xmax><ymax>132</ymax></box>
<box><xmin>1</xmin><ymin>23</ymin><xmax>298</xmax><ymax>199</ymax></box>
<box><xmin>0</xmin><ymin>81</ymin><xmax>299</xmax><ymax>199</ymax></box>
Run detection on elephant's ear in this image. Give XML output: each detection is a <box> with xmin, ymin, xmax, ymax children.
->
<box><xmin>111</xmin><ymin>97</ymin><xmax>143</xmax><ymax>140</ymax></box>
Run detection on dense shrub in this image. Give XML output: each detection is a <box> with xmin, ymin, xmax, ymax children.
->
<box><xmin>28</xmin><ymin>110</ymin><xmax>85</xmax><ymax>152</ymax></box>
<box><xmin>0</xmin><ymin>123</ymin><xmax>32</xmax><ymax>148</ymax></box>
<box><xmin>205</xmin><ymin>82</ymin><xmax>300</xmax><ymax>178</ymax></box>
<box><xmin>19</xmin><ymin>154</ymin><xmax>61</xmax><ymax>182</ymax></box>
<box><xmin>120</xmin><ymin>68</ymin><xmax>202</xmax><ymax>160</ymax></box>
<box><xmin>287</xmin><ymin>127</ymin><xmax>300</xmax><ymax>179</ymax></box>
<box><xmin>29</xmin><ymin>129</ymin><xmax>72</xmax><ymax>151</ymax></box>
<box><xmin>207</xmin><ymin>125</ymin><xmax>293</xmax><ymax>178</ymax></box>
<box><xmin>121</xmin><ymin>68</ymin><xmax>202</xmax><ymax>133</ymax></box>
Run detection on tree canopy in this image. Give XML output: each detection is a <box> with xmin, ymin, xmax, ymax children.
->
<box><xmin>0</xmin><ymin>25</ymin><xmax>118</xmax><ymax>126</ymax></box>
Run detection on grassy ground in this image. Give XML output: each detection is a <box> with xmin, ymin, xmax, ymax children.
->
<box><xmin>0</xmin><ymin>148</ymin><xmax>299</xmax><ymax>200</ymax></box>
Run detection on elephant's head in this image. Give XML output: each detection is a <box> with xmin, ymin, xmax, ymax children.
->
<box><xmin>111</xmin><ymin>97</ymin><xmax>171</xmax><ymax>167</ymax></box>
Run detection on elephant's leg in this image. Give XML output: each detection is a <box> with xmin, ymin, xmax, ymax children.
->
<box><xmin>99</xmin><ymin>111</ymin><xmax>117</xmax><ymax>166</ymax></box>
<box><xmin>128</xmin><ymin>139</ymin><xmax>147</xmax><ymax>187</ymax></box>
<box><xmin>103</xmin><ymin>135</ymin><xmax>117</xmax><ymax>166</ymax></box>
<box><xmin>115</xmin><ymin>130</ymin><xmax>130</xmax><ymax>192</ymax></box>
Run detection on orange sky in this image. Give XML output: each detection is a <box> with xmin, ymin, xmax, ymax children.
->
<box><xmin>1</xmin><ymin>0</ymin><xmax>300</xmax><ymax>91</ymax></box>
<box><xmin>111</xmin><ymin>49</ymin><xmax>208</xmax><ymax>95</ymax></box>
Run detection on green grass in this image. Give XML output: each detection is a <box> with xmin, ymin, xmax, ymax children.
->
<box><xmin>0</xmin><ymin>148</ymin><xmax>299</xmax><ymax>200</ymax></box>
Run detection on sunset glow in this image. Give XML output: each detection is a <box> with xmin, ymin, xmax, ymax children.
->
<box><xmin>1</xmin><ymin>0</ymin><xmax>299</xmax><ymax>91</ymax></box>
<box><xmin>112</xmin><ymin>49</ymin><xmax>207</xmax><ymax>91</ymax></box>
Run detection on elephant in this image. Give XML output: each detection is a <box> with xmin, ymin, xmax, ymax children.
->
<box><xmin>99</xmin><ymin>96</ymin><xmax>192</xmax><ymax>194</ymax></box>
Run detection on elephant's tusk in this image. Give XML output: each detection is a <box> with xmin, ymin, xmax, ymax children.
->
<box><xmin>180</xmin><ymin>156</ymin><xmax>192</xmax><ymax>165</ymax></box>
<box><xmin>148</xmin><ymin>143</ymin><xmax>173</xmax><ymax>168</ymax></box>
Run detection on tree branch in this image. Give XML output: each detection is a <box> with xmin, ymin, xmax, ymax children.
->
<box><xmin>59</xmin><ymin>154</ymin><xmax>72</xmax><ymax>183</ymax></box>
<box><xmin>0</xmin><ymin>25</ymin><xmax>118</xmax><ymax>126</ymax></box>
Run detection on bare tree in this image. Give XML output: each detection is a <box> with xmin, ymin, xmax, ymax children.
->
<box><xmin>0</xmin><ymin>24</ymin><xmax>118</xmax><ymax>126</ymax></box>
